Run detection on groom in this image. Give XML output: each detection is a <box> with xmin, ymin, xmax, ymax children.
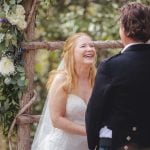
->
<box><xmin>86</xmin><ymin>2</ymin><xmax>150</xmax><ymax>150</ymax></box>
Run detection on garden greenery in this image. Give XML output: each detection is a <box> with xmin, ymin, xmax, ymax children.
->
<box><xmin>0</xmin><ymin>0</ymin><xmax>149</xmax><ymax>137</ymax></box>
<box><xmin>0</xmin><ymin>0</ymin><xmax>27</xmax><ymax>135</ymax></box>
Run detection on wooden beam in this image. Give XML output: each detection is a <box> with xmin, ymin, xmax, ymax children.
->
<box><xmin>21</xmin><ymin>40</ymin><xmax>150</xmax><ymax>51</ymax></box>
<box><xmin>21</xmin><ymin>40</ymin><xmax>124</xmax><ymax>50</ymax></box>
<box><xmin>21</xmin><ymin>41</ymin><xmax>64</xmax><ymax>50</ymax></box>
<box><xmin>17</xmin><ymin>0</ymin><xmax>36</xmax><ymax>150</ymax></box>
<box><xmin>94</xmin><ymin>40</ymin><xmax>123</xmax><ymax>49</ymax></box>
<box><xmin>16</xmin><ymin>115</ymin><xmax>40</xmax><ymax>124</ymax></box>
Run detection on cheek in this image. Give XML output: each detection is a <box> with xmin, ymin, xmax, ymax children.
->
<box><xmin>74</xmin><ymin>49</ymin><xmax>83</xmax><ymax>58</ymax></box>
<box><xmin>74</xmin><ymin>53</ymin><xmax>84</xmax><ymax>64</ymax></box>
<box><xmin>119</xmin><ymin>27</ymin><xmax>125</xmax><ymax>40</ymax></box>
<box><xmin>75</xmin><ymin>53</ymin><xmax>82</xmax><ymax>61</ymax></box>
<box><xmin>94</xmin><ymin>49</ymin><xmax>96</xmax><ymax>56</ymax></box>
<box><xmin>119</xmin><ymin>28</ymin><xmax>122</xmax><ymax>38</ymax></box>
<box><xmin>92</xmin><ymin>49</ymin><xmax>96</xmax><ymax>59</ymax></box>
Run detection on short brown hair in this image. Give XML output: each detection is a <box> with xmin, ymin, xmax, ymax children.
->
<box><xmin>119</xmin><ymin>2</ymin><xmax>150</xmax><ymax>42</ymax></box>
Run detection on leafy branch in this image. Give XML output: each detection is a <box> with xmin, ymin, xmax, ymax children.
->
<box><xmin>0</xmin><ymin>0</ymin><xmax>27</xmax><ymax>136</ymax></box>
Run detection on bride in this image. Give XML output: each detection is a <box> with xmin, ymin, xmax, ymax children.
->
<box><xmin>31</xmin><ymin>32</ymin><xmax>96</xmax><ymax>150</ymax></box>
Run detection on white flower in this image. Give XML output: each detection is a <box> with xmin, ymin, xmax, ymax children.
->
<box><xmin>6</xmin><ymin>5</ymin><xmax>27</xmax><ymax>30</ymax></box>
<box><xmin>0</xmin><ymin>57</ymin><xmax>15</xmax><ymax>76</ymax></box>
<box><xmin>17</xmin><ymin>18</ymin><xmax>27</xmax><ymax>30</ymax></box>
<box><xmin>16</xmin><ymin>5</ymin><xmax>25</xmax><ymax>15</ymax></box>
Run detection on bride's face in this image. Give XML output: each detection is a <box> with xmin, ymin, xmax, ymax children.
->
<box><xmin>74</xmin><ymin>36</ymin><xmax>96</xmax><ymax>65</ymax></box>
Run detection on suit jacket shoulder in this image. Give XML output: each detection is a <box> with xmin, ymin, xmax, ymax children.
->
<box><xmin>98</xmin><ymin>52</ymin><xmax>122</xmax><ymax>76</ymax></box>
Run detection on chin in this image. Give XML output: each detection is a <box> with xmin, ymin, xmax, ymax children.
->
<box><xmin>84</xmin><ymin>60</ymin><xmax>94</xmax><ymax>64</ymax></box>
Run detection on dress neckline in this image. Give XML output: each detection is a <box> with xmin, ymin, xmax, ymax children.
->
<box><xmin>69</xmin><ymin>94</ymin><xmax>87</xmax><ymax>105</ymax></box>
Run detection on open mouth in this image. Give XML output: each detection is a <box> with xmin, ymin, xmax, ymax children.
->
<box><xmin>83</xmin><ymin>54</ymin><xmax>94</xmax><ymax>59</ymax></box>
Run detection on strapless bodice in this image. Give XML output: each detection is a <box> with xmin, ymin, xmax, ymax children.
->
<box><xmin>33</xmin><ymin>94</ymin><xmax>88</xmax><ymax>150</ymax></box>
<box><xmin>66</xmin><ymin>94</ymin><xmax>87</xmax><ymax>126</ymax></box>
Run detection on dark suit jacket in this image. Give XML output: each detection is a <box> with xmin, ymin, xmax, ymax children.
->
<box><xmin>86</xmin><ymin>44</ymin><xmax>150</xmax><ymax>150</ymax></box>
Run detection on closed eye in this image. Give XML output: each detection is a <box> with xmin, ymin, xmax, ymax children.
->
<box><xmin>80</xmin><ymin>45</ymin><xmax>86</xmax><ymax>48</ymax></box>
<box><xmin>89</xmin><ymin>43</ymin><xmax>94</xmax><ymax>48</ymax></box>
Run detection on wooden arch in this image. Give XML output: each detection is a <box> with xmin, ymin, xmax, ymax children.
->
<box><xmin>7</xmin><ymin>0</ymin><xmax>137</xmax><ymax>150</ymax></box>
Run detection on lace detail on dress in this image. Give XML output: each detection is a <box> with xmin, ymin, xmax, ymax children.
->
<box><xmin>66</xmin><ymin>94</ymin><xmax>87</xmax><ymax>126</ymax></box>
<box><xmin>36</xmin><ymin>94</ymin><xmax>88</xmax><ymax>150</ymax></box>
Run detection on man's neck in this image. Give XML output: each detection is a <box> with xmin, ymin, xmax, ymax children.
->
<box><xmin>123</xmin><ymin>37</ymin><xmax>142</xmax><ymax>46</ymax></box>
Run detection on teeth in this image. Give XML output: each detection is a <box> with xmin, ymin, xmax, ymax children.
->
<box><xmin>85</xmin><ymin>55</ymin><xmax>93</xmax><ymax>57</ymax></box>
<box><xmin>85</xmin><ymin>54</ymin><xmax>93</xmax><ymax>57</ymax></box>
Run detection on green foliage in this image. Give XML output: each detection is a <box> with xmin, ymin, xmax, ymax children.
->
<box><xmin>0</xmin><ymin>69</ymin><xmax>26</xmax><ymax>135</ymax></box>
<box><xmin>0</xmin><ymin>0</ymin><xmax>149</xmax><ymax>137</ymax></box>
<box><xmin>36</xmin><ymin>0</ymin><xmax>149</xmax><ymax>41</ymax></box>
<box><xmin>34</xmin><ymin>0</ymin><xmax>149</xmax><ymax>112</ymax></box>
<box><xmin>0</xmin><ymin>0</ymin><xmax>27</xmax><ymax>136</ymax></box>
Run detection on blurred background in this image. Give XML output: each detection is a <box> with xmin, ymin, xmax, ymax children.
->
<box><xmin>33</xmin><ymin>0</ymin><xmax>149</xmax><ymax>116</ymax></box>
<box><xmin>0</xmin><ymin>0</ymin><xmax>149</xmax><ymax>149</ymax></box>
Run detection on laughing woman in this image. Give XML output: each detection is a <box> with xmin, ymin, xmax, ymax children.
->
<box><xmin>31</xmin><ymin>32</ymin><xmax>97</xmax><ymax>150</ymax></box>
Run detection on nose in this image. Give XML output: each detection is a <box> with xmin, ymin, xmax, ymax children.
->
<box><xmin>87</xmin><ymin>45</ymin><xmax>93</xmax><ymax>51</ymax></box>
<box><xmin>87</xmin><ymin>45</ymin><xmax>95</xmax><ymax>54</ymax></box>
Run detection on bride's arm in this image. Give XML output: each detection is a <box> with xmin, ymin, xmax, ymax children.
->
<box><xmin>49</xmin><ymin>73</ymin><xmax>86</xmax><ymax>136</ymax></box>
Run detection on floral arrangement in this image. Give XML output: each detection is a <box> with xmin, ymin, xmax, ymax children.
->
<box><xmin>0</xmin><ymin>0</ymin><xmax>27</xmax><ymax>135</ymax></box>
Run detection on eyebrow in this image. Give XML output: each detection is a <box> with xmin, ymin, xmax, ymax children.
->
<box><xmin>80</xmin><ymin>42</ymin><xmax>93</xmax><ymax>45</ymax></box>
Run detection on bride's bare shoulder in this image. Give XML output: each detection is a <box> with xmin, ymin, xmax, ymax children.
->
<box><xmin>53</xmin><ymin>72</ymin><xmax>67</xmax><ymax>83</ymax></box>
<box><xmin>48</xmin><ymin>72</ymin><xmax>68</xmax><ymax>99</ymax></box>
<box><xmin>49</xmin><ymin>72</ymin><xmax>67</xmax><ymax>91</ymax></box>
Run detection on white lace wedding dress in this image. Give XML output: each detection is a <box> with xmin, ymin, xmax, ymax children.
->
<box><xmin>36</xmin><ymin>94</ymin><xmax>88</xmax><ymax>150</ymax></box>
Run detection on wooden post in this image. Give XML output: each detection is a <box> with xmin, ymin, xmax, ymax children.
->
<box><xmin>17</xmin><ymin>0</ymin><xmax>36</xmax><ymax>149</ymax></box>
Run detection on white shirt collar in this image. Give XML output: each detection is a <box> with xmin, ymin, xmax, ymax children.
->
<box><xmin>121</xmin><ymin>42</ymin><xmax>144</xmax><ymax>53</ymax></box>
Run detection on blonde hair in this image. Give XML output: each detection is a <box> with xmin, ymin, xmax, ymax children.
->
<box><xmin>47</xmin><ymin>32</ymin><xmax>96</xmax><ymax>91</ymax></box>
